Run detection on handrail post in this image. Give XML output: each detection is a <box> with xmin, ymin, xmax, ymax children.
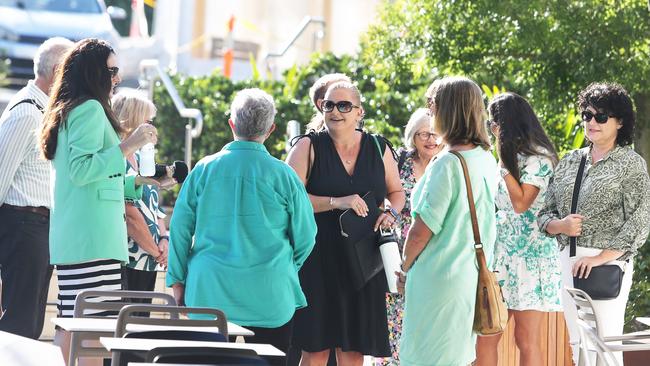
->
<box><xmin>139</xmin><ymin>59</ymin><xmax>203</xmax><ymax>169</ymax></box>
<box><xmin>263</xmin><ymin>16</ymin><xmax>326</xmax><ymax>78</ymax></box>
<box><xmin>185</xmin><ymin>123</ymin><xmax>193</xmax><ymax>168</ymax></box>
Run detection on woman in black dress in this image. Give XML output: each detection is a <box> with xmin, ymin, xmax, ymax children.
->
<box><xmin>287</xmin><ymin>81</ymin><xmax>405</xmax><ymax>365</ymax></box>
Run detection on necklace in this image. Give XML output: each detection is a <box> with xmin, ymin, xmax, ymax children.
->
<box><xmin>345</xmin><ymin>159</ymin><xmax>352</xmax><ymax>164</ymax></box>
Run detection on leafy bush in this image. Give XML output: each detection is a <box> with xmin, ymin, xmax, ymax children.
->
<box><xmin>152</xmin><ymin>52</ymin><xmax>429</xmax><ymax>170</ymax></box>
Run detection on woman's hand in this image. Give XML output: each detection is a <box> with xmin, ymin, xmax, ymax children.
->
<box><xmin>171</xmin><ymin>283</ymin><xmax>185</xmax><ymax>307</ymax></box>
<box><xmin>561</xmin><ymin>214</ymin><xmax>585</xmax><ymax>236</ymax></box>
<box><xmin>572</xmin><ymin>255</ymin><xmax>607</xmax><ymax>279</ymax></box>
<box><xmin>336</xmin><ymin>194</ymin><xmax>369</xmax><ymax>217</ymax></box>
<box><xmin>135</xmin><ymin>175</ymin><xmax>178</xmax><ymax>190</ymax></box>
<box><xmin>396</xmin><ymin>270</ymin><xmax>407</xmax><ymax>295</ymax></box>
<box><xmin>374</xmin><ymin>212</ymin><xmax>397</xmax><ymax>232</ymax></box>
<box><xmin>156</xmin><ymin>237</ymin><xmax>169</xmax><ymax>268</ymax></box>
<box><xmin>120</xmin><ymin>123</ymin><xmax>158</xmax><ymax>156</ymax></box>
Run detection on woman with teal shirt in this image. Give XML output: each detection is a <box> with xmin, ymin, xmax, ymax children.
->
<box><xmin>39</xmin><ymin>38</ymin><xmax>158</xmax><ymax>364</ymax></box>
<box><xmin>398</xmin><ymin>77</ymin><xmax>498</xmax><ymax>366</ymax></box>
<box><xmin>167</xmin><ymin>89</ymin><xmax>317</xmax><ymax>363</ymax></box>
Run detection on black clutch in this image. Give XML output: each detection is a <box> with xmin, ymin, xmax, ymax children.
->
<box><xmin>573</xmin><ymin>264</ymin><xmax>624</xmax><ymax>300</ymax></box>
<box><xmin>338</xmin><ymin>191</ymin><xmax>384</xmax><ymax>291</ymax></box>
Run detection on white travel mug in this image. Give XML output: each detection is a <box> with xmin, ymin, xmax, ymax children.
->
<box><xmin>380</xmin><ymin>239</ymin><xmax>402</xmax><ymax>293</ymax></box>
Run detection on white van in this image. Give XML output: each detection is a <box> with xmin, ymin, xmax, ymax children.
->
<box><xmin>0</xmin><ymin>0</ymin><xmax>126</xmax><ymax>86</ymax></box>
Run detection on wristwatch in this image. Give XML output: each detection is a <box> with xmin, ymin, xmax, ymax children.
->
<box><xmin>385</xmin><ymin>207</ymin><xmax>399</xmax><ymax>220</ymax></box>
<box><xmin>159</xmin><ymin>235</ymin><xmax>169</xmax><ymax>241</ymax></box>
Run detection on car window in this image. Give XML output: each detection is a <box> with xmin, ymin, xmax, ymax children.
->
<box><xmin>0</xmin><ymin>0</ymin><xmax>102</xmax><ymax>13</ymax></box>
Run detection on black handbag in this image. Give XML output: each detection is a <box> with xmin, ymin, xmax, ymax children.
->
<box><xmin>570</xmin><ymin>155</ymin><xmax>624</xmax><ymax>300</ymax></box>
<box><xmin>339</xmin><ymin>191</ymin><xmax>384</xmax><ymax>291</ymax></box>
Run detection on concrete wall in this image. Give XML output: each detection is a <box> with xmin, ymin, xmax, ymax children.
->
<box><xmin>153</xmin><ymin>0</ymin><xmax>382</xmax><ymax>79</ymax></box>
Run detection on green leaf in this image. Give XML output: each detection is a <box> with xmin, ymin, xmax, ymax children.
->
<box><xmin>563</xmin><ymin>110</ymin><xmax>576</xmax><ymax>139</ymax></box>
<box><xmin>481</xmin><ymin>84</ymin><xmax>493</xmax><ymax>98</ymax></box>
<box><xmin>572</xmin><ymin>128</ymin><xmax>585</xmax><ymax>149</ymax></box>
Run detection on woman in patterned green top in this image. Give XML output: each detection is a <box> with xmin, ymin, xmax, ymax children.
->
<box><xmin>538</xmin><ymin>83</ymin><xmax>650</xmax><ymax>365</ymax></box>
<box><xmin>113</xmin><ymin>92</ymin><xmax>172</xmax><ymax>301</ymax></box>
<box><xmin>476</xmin><ymin>93</ymin><xmax>561</xmax><ymax>366</ymax></box>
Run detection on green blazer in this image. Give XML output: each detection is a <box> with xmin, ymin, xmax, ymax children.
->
<box><xmin>49</xmin><ymin>100</ymin><xmax>141</xmax><ymax>265</ymax></box>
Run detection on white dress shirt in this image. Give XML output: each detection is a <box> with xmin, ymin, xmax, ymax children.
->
<box><xmin>0</xmin><ymin>81</ymin><xmax>51</xmax><ymax>208</ymax></box>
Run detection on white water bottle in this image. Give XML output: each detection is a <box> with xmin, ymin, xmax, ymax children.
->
<box><xmin>139</xmin><ymin>143</ymin><xmax>156</xmax><ymax>177</ymax></box>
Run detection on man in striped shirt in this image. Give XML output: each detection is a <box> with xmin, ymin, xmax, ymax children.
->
<box><xmin>0</xmin><ymin>37</ymin><xmax>73</xmax><ymax>339</ymax></box>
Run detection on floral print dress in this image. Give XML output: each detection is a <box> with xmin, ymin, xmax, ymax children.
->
<box><xmin>494</xmin><ymin>153</ymin><xmax>563</xmax><ymax>311</ymax></box>
<box><xmin>376</xmin><ymin>148</ymin><xmax>417</xmax><ymax>366</ymax></box>
<box><xmin>125</xmin><ymin>153</ymin><xmax>166</xmax><ymax>272</ymax></box>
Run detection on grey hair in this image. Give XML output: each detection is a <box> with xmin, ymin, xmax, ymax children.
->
<box><xmin>230</xmin><ymin>88</ymin><xmax>276</xmax><ymax>139</ymax></box>
<box><xmin>403</xmin><ymin>108</ymin><xmax>432</xmax><ymax>150</ymax></box>
<box><xmin>33</xmin><ymin>37</ymin><xmax>74</xmax><ymax>80</ymax></box>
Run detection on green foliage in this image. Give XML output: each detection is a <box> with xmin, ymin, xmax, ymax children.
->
<box><xmin>152</xmin><ymin>52</ymin><xmax>430</xmax><ymax>169</ymax></box>
<box><xmin>361</xmin><ymin>0</ymin><xmax>650</xmax><ymax>156</ymax></box>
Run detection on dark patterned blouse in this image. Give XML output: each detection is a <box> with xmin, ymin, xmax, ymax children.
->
<box><xmin>538</xmin><ymin>145</ymin><xmax>650</xmax><ymax>258</ymax></box>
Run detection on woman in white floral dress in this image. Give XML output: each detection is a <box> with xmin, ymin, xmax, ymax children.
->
<box><xmin>476</xmin><ymin>92</ymin><xmax>563</xmax><ymax>366</ymax></box>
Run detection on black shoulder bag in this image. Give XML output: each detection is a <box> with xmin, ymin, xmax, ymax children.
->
<box><xmin>571</xmin><ymin>155</ymin><xmax>624</xmax><ymax>300</ymax></box>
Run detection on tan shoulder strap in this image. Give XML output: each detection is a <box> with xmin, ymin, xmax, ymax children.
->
<box><xmin>449</xmin><ymin>151</ymin><xmax>482</xmax><ymax>249</ymax></box>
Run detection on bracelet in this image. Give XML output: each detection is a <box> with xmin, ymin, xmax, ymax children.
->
<box><xmin>499</xmin><ymin>168</ymin><xmax>510</xmax><ymax>179</ymax></box>
<box><xmin>159</xmin><ymin>235</ymin><xmax>169</xmax><ymax>241</ymax></box>
<box><xmin>329</xmin><ymin>196</ymin><xmax>334</xmax><ymax>208</ymax></box>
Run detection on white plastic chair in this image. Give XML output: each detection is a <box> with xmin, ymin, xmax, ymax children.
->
<box><xmin>576</xmin><ymin>319</ymin><xmax>620</xmax><ymax>366</ymax></box>
<box><xmin>68</xmin><ymin>289</ymin><xmax>176</xmax><ymax>366</ymax></box>
<box><xmin>566</xmin><ymin>288</ymin><xmax>650</xmax><ymax>366</ymax></box>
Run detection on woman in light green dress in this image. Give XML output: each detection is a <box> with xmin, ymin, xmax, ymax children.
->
<box><xmin>398</xmin><ymin>77</ymin><xmax>498</xmax><ymax>366</ymax></box>
<box><xmin>475</xmin><ymin>93</ymin><xmax>562</xmax><ymax>366</ymax></box>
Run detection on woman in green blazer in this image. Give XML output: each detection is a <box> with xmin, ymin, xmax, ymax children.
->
<box><xmin>39</xmin><ymin>38</ymin><xmax>158</xmax><ymax>365</ymax></box>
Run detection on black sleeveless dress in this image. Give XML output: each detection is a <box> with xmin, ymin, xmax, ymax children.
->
<box><xmin>292</xmin><ymin>131</ymin><xmax>390</xmax><ymax>356</ymax></box>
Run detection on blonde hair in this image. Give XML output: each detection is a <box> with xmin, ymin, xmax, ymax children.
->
<box><xmin>111</xmin><ymin>91</ymin><xmax>156</xmax><ymax>138</ymax></box>
<box><xmin>306</xmin><ymin>73</ymin><xmax>352</xmax><ymax>132</ymax></box>
<box><xmin>324</xmin><ymin>81</ymin><xmax>362</xmax><ymax>104</ymax></box>
<box><xmin>403</xmin><ymin>108</ymin><xmax>432</xmax><ymax>150</ymax></box>
<box><xmin>432</xmin><ymin>76</ymin><xmax>490</xmax><ymax>150</ymax></box>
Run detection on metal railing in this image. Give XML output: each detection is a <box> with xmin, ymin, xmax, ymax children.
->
<box><xmin>263</xmin><ymin>16</ymin><xmax>326</xmax><ymax>78</ymax></box>
<box><xmin>139</xmin><ymin>59</ymin><xmax>203</xmax><ymax>168</ymax></box>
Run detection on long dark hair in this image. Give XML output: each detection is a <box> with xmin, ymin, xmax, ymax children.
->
<box><xmin>40</xmin><ymin>38</ymin><xmax>121</xmax><ymax>160</ymax></box>
<box><xmin>488</xmin><ymin>92</ymin><xmax>558</xmax><ymax>181</ymax></box>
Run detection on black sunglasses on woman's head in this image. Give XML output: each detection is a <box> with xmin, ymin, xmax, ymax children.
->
<box><xmin>581</xmin><ymin>110</ymin><xmax>612</xmax><ymax>124</ymax></box>
<box><xmin>321</xmin><ymin>100</ymin><xmax>360</xmax><ymax>113</ymax></box>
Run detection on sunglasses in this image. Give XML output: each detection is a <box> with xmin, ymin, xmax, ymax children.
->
<box><xmin>146</xmin><ymin>117</ymin><xmax>155</xmax><ymax>124</ymax></box>
<box><xmin>414</xmin><ymin>131</ymin><xmax>438</xmax><ymax>141</ymax></box>
<box><xmin>107</xmin><ymin>66</ymin><xmax>120</xmax><ymax>77</ymax></box>
<box><xmin>581</xmin><ymin>110</ymin><xmax>612</xmax><ymax>124</ymax></box>
<box><xmin>321</xmin><ymin>100</ymin><xmax>360</xmax><ymax>113</ymax></box>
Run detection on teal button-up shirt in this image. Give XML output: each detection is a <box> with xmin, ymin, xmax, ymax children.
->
<box><xmin>167</xmin><ymin>140</ymin><xmax>317</xmax><ymax>328</ymax></box>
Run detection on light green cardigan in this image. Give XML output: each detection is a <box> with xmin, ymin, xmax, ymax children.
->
<box><xmin>49</xmin><ymin>100</ymin><xmax>142</xmax><ymax>265</ymax></box>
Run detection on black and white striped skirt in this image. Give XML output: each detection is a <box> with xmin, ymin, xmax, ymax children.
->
<box><xmin>56</xmin><ymin>259</ymin><xmax>122</xmax><ymax>318</ymax></box>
